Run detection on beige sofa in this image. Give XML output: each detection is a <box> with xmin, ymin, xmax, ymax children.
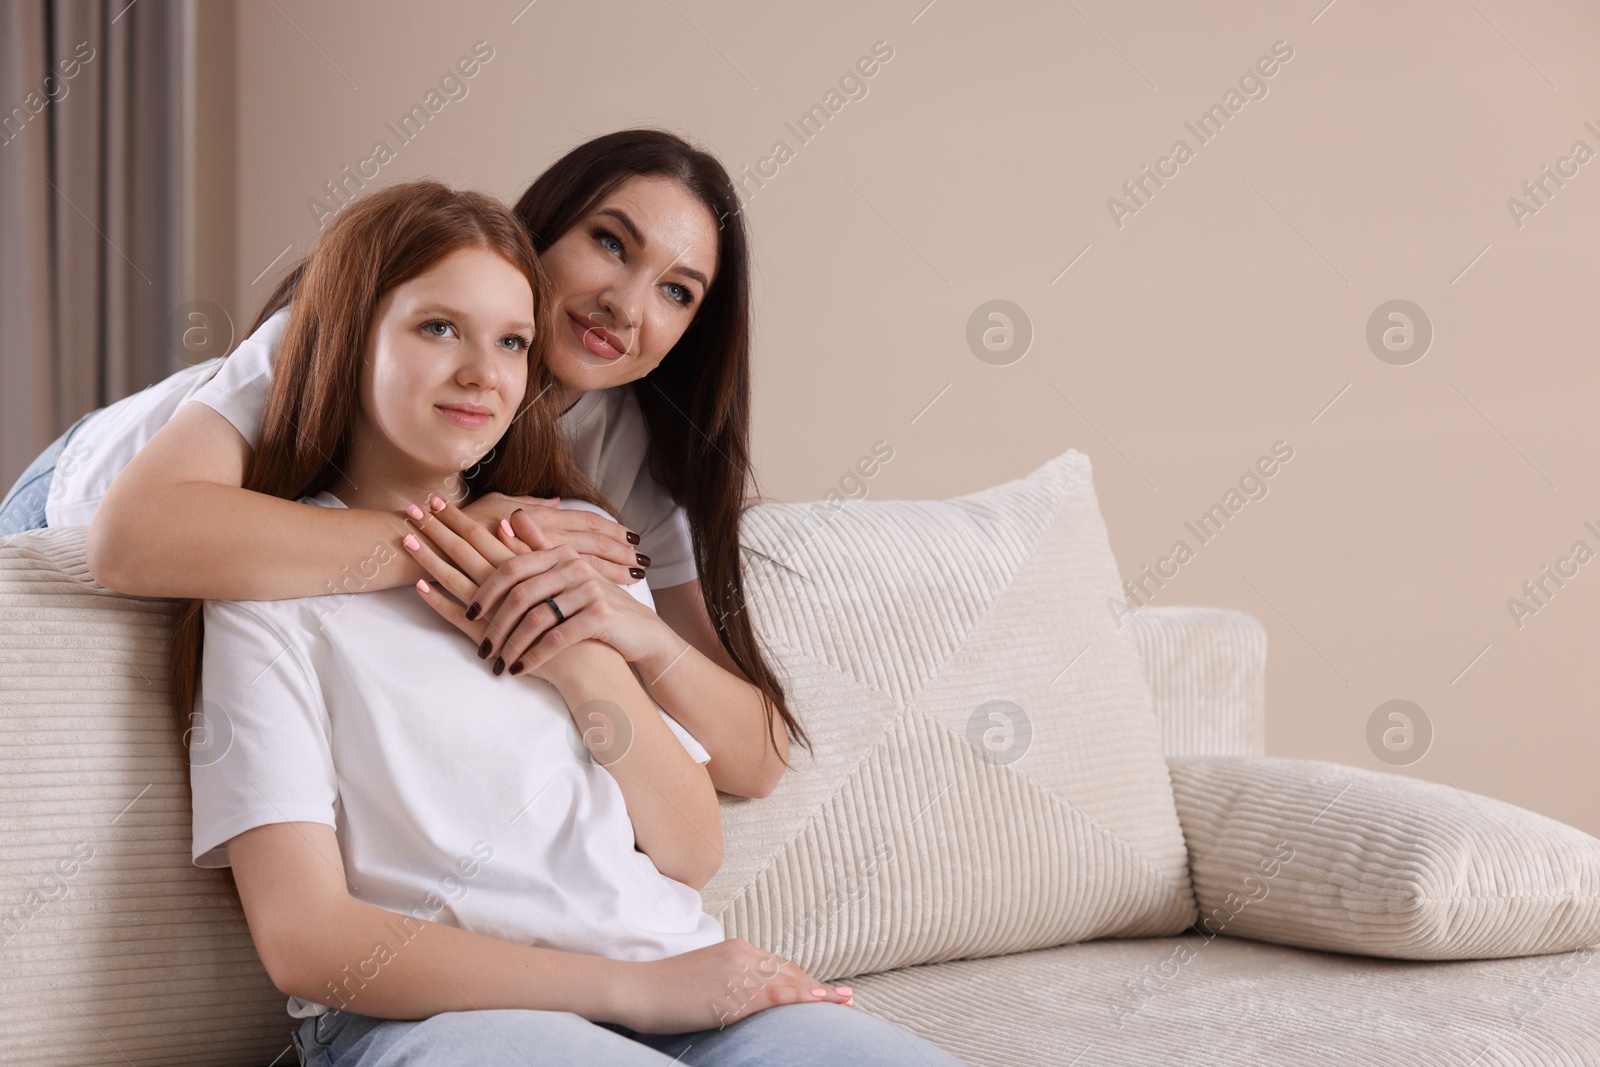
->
<box><xmin>3</xmin><ymin>450</ymin><xmax>1599</xmax><ymax>1066</ymax></box>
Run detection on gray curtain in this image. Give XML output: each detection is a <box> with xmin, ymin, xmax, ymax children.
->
<box><xmin>0</xmin><ymin>0</ymin><xmax>187</xmax><ymax>488</ymax></box>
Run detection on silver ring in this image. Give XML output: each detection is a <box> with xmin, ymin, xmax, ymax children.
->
<box><xmin>544</xmin><ymin>597</ymin><xmax>566</xmax><ymax>625</ymax></box>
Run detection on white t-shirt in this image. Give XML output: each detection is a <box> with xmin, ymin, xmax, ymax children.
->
<box><xmin>189</xmin><ymin>492</ymin><xmax>724</xmax><ymax>1020</ymax></box>
<box><xmin>47</xmin><ymin>307</ymin><xmax>699</xmax><ymax>590</ymax></box>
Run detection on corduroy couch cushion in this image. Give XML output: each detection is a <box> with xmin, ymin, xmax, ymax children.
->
<box><xmin>1168</xmin><ymin>755</ymin><xmax>1600</xmax><ymax>960</ymax></box>
<box><xmin>702</xmin><ymin>449</ymin><xmax>1200</xmax><ymax>981</ymax></box>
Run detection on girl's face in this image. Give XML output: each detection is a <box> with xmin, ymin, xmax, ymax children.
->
<box><xmin>538</xmin><ymin>175</ymin><xmax>721</xmax><ymax>404</ymax></box>
<box><xmin>348</xmin><ymin>245</ymin><xmax>535</xmax><ymax>504</ymax></box>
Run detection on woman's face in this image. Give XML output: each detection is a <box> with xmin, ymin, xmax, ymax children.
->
<box><xmin>538</xmin><ymin>175</ymin><xmax>721</xmax><ymax>402</ymax></box>
<box><xmin>352</xmin><ymin>245</ymin><xmax>535</xmax><ymax>498</ymax></box>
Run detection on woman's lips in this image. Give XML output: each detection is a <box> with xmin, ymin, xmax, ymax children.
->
<box><xmin>568</xmin><ymin>312</ymin><xmax>624</xmax><ymax>361</ymax></box>
<box><xmin>435</xmin><ymin>405</ymin><xmax>490</xmax><ymax>429</ymax></box>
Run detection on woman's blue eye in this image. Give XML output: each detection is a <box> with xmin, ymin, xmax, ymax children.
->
<box><xmin>595</xmin><ymin>229</ymin><xmax>624</xmax><ymax>256</ymax></box>
<box><xmin>664</xmin><ymin>282</ymin><xmax>692</xmax><ymax>306</ymax></box>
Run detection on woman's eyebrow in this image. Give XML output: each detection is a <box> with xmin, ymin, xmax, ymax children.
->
<box><xmin>596</xmin><ymin>206</ymin><xmax>711</xmax><ymax>291</ymax></box>
<box><xmin>596</xmin><ymin>207</ymin><xmax>646</xmax><ymax>247</ymax></box>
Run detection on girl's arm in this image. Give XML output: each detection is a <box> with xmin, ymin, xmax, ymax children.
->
<box><xmin>536</xmin><ymin>639</ymin><xmax>723</xmax><ymax>889</ymax></box>
<box><xmin>230</xmin><ymin>820</ymin><xmax>629</xmax><ymax>1020</ymax></box>
<box><xmin>229</xmin><ymin>821</ymin><xmax>851</xmax><ymax>1030</ymax></box>
<box><xmin>86</xmin><ymin>402</ymin><xmax>641</xmax><ymax>600</ymax></box>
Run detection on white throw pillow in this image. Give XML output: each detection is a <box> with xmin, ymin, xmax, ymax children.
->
<box><xmin>1170</xmin><ymin>755</ymin><xmax>1600</xmax><ymax>960</ymax></box>
<box><xmin>704</xmin><ymin>449</ymin><xmax>1199</xmax><ymax>981</ymax></box>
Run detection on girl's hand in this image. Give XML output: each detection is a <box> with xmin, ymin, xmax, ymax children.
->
<box><xmin>614</xmin><ymin>938</ymin><xmax>854</xmax><ymax>1035</ymax></box>
<box><xmin>459</xmin><ymin>490</ymin><xmax>647</xmax><ymax>586</ymax></box>
<box><xmin>403</xmin><ymin>495</ymin><xmax>683</xmax><ymax>677</ymax></box>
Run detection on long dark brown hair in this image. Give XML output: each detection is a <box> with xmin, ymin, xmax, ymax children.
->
<box><xmin>514</xmin><ymin>130</ymin><xmax>807</xmax><ymax>762</ymax></box>
<box><xmin>256</xmin><ymin>130</ymin><xmax>810</xmax><ymax>765</ymax></box>
<box><xmin>170</xmin><ymin>179</ymin><xmax>608</xmax><ymax>726</ymax></box>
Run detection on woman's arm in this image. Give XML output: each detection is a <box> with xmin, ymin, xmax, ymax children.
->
<box><xmin>404</xmin><ymin>501</ymin><xmax>791</xmax><ymax>799</ymax></box>
<box><xmin>87</xmin><ymin>402</ymin><xmax>643</xmax><ymax>600</ymax></box>
<box><xmin>89</xmin><ymin>402</ymin><xmax>425</xmax><ymax>599</ymax></box>
<box><xmin>230</xmin><ymin>820</ymin><xmax>628</xmax><ymax>1020</ymax></box>
<box><xmin>644</xmin><ymin>580</ymin><xmax>791</xmax><ymax>799</ymax></box>
<box><xmin>535</xmin><ymin>639</ymin><xmax>723</xmax><ymax>889</ymax></box>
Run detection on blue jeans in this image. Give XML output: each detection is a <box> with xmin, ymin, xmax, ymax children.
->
<box><xmin>293</xmin><ymin>1001</ymin><xmax>967</xmax><ymax>1066</ymax></box>
<box><xmin>0</xmin><ymin>407</ymin><xmax>99</xmax><ymax>537</ymax></box>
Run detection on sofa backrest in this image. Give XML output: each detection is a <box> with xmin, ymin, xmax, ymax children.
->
<box><xmin>0</xmin><ymin>524</ymin><xmax>1266</xmax><ymax>1066</ymax></box>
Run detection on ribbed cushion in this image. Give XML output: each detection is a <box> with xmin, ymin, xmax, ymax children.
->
<box><xmin>704</xmin><ymin>449</ymin><xmax>1199</xmax><ymax>981</ymax></box>
<box><xmin>1169</xmin><ymin>755</ymin><xmax>1600</xmax><ymax>960</ymax></box>
<box><xmin>0</xmin><ymin>526</ymin><xmax>291</xmax><ymax>1067</ymax></box>
<box><xmin>844</xmin><ymin>932</ymin><xmax>1600</xmax><ymax>1066</ymax></box>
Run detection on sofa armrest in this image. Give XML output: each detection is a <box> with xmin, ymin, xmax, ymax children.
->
<box><xmin>1167</xmin><ymin>755</ymin><xmax>1600</xmax><ymax>960</ymax></box>
<box><xmin>1127</xmin><ymin>606</ymin><xmax>1266</xmax><ymax>758</ymax></box>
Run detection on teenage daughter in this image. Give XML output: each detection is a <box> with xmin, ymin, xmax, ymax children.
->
<box><xmin>184</xmin><ymin>179</ymin><xmax>964</xmax><ymax>1066</ymax></box>
<box><xmin>1</xmin><ymin>129</ymin><xmax>800</xmax><ymax>802</ymax></box>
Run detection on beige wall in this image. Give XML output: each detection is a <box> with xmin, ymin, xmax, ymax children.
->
<box><xmin>208</xmin><ymin>0</ymin><xmax>1600</xmax><ymax>836</ymax></box>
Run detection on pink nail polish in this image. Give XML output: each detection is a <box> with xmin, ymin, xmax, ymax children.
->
<box><xmin>809</xmin><ymin>988</ymin><xmax>826</xmax><ymax>997</ymax></box>
<box><xmin>403</xmin><ymin>534</ymin><xmax>420</xmax><ymax>551</ymax></box>
<box><xmin>406</xmin><ymin>504</ymin><xmax>425</xmax><ymax>521</ymax></box>
<box><xmin>416</xmin><ymin>579</ymin><xmax>430</xmax><ymax>593</ymax></box>
<box><xmin>834</xmin><ymin>986</ymin><xmax>852</xmax><ymax>996</ymax></box>
<box><xmin>430</xmin><ymin>495</ymin><xmax>447</xmax><ymax>512</ymax></box>
<box><xmin>500</xmin><ymin>518</ymin><xmax>515</xmax><ymax>538</ymax></box>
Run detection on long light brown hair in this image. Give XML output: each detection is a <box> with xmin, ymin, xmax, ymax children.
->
<box><xmin>169</xmin><ymin>179</ymin><xmax>608</xmax><ymax>726</ymax></box>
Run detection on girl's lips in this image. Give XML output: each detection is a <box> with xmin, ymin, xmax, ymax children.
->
<box><xmin>568</xmin><ymin>312</ymin><xmax>624</xmax><ymax>361</ymax></box>
<box><xmin>435</xmin><ymin>405</ymin><xmax>490</xmax><ymax>429</ymax></box>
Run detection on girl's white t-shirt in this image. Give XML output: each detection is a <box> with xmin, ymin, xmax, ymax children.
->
<box><xmin>46</xmin><ymin>307</ymin><xmax>699</xmax><ymax>590</ymax></box>
<box><xmin>189</xmin><ymin>493</ymin><xmax>723</xmax><ymax>1021</ymax></box>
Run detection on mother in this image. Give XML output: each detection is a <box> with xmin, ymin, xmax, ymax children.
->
<box><xmin>5</xmin><ymin>129</ymin><xmax>802</xmax><ymax>799</ymax></box>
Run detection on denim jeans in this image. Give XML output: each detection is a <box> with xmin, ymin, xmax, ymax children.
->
<box><xmin>0</xmin><ymin>407</ymin><xmax>99</xmax><ymax>537</ymax></box>
<box><xmin>293</xmin><ymin>1001</ymin><xmax>968</xmax><ymax>1066</ymax></box>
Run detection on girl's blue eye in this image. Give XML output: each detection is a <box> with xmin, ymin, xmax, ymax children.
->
<box><xmin>423</xmin><ymin>320</ymin><xmax>451</xmax><ymax>337</ymax></box>
<box><xmin>500</xmin><ymin>334</ymin><xmax>532</xmax><ymax>352</ymax></box>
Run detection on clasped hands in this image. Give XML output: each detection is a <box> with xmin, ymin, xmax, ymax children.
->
<box><xmin>398</xmin><ymin>491</ymin><xmax>684</xmax><ymax>684</ymax></box>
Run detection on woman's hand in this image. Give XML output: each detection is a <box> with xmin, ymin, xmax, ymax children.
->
<box><xmin>459</xmin><ymin>490</ymin><xmax>647</xmax><ymax>586</ymax></box>
<box><xmin>403</xmin><ymin>495</ymin><xmax>684</xmax><ymax>677</ymax></box>
<box><xmin>613</xmin><ymin>938</ymin><xmax>854</xmax><ymax>1035</ymax></box>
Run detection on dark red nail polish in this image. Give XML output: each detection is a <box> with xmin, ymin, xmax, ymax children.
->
<box><xmin>492</xmin><ymin>656</ymin><xmax>505</xmax><ymax>676</ymax></box>
<box><xmin>478</xmin><ymin>638</ymin><xmax>491</xmax><ymax>659</ymax></box>
<box><xmin>625</xmin><ymin>530</ymin><xmax>641</xmax><ymax>545</ymax></box>
<box><xmin>466</xmin><ymin>602</ymin><xmax>481</xmax><ymax>622</ymax></box>
<box><xmin>509</xmin><ymin>661</ymin><xmax>524</xmax><ymax>676</ymax></box>
<box><xmin>635</xmin><ymin>553</ymin><xmax>651</xmax><ymax>567</ymax></box>
<box><xmin>629</xmin><ymin>567</ymin><xmax>645</xmax><ymax>579</ymax></box>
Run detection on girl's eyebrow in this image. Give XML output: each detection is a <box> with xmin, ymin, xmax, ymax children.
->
<box><xmin>595</xmin><ymin>207</ymin><xmax>710</xmax><ymax>291</ymax></box>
